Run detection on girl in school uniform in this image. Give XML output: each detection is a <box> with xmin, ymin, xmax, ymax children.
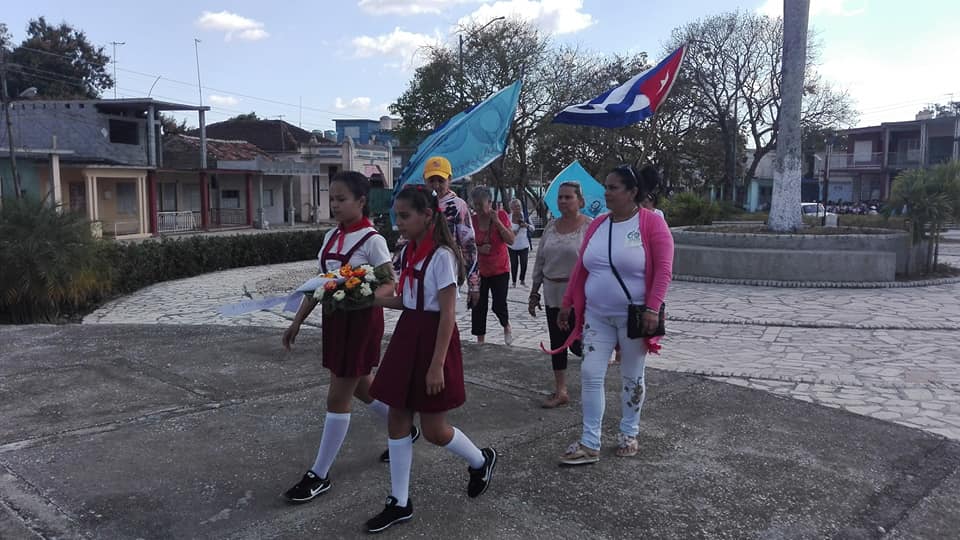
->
<box><xmin>365</xmin><ymin>185</ymin><xmax>497</xmax><ymax>534</ymax></box>
<box><xmin>281</xmin><ymin>171</ymin><xmax>415</xmax><ymax>504</ymax></box>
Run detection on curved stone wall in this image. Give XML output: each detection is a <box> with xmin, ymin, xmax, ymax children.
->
<box><xmin>672</xmin><ymin>226</ymin><xmax>916</xmax><ymax>282</ymax></box>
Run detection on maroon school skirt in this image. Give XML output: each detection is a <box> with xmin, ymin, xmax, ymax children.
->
<box><xmin>370</xmin><ymin>309</ymin><xmax>466</xmax><ymax>413</ymax></box>
<box><xmin>321</xmin><ymin>306</ymin><xmax>384</xmax><ymax>377</ymax></box>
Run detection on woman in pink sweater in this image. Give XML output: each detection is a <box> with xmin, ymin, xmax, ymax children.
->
<box><xmin>553</xmin><ymin>164</ymin><xmax>673</xmax><ymax>465</ymax></box>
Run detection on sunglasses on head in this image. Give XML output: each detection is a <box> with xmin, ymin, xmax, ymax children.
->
<box><xmin>615</xmin><ymin>164</ymin><xmax>637</xmax><ymax>183</ymax></box>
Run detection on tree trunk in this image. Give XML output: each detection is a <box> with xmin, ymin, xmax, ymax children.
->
<box><xmin>926</xmin><ymin>225</ymin><xmax>935</xmax><ymax>274</ymax></box>
<box><xmin>768</xmin><ymin>0</ymin><xmax>809</xmax><ymax>232</ymax></box>
<box><xmin>933</xmin><ymin>223</ymin><xmax>941</xmax><ymax>269</ymax></box>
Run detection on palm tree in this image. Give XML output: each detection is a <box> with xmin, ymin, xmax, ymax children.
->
<box><xmin>0</xmin><ymin>197</ymin><xmax>110</xmax><ymax>322</ymax></box>
<box><xmin>887</xmin><ymin>161</ymin><xmax>960</xmax><ymax>273</ymax></box>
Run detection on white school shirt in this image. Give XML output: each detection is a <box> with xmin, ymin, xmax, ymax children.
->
<box><xmin>582</xmin><ymin>218</ymin><xmax>647</xmax><ymax>317</ymax></box>
<box><xmin>400</xmin><ymin>246</ymin><xmax>460</xmax><ymax>312</ymax></box>
<box><xmin>318</xmin><ymin>226</ymin><xmax>392</xmax><ymax>273</ymax></box>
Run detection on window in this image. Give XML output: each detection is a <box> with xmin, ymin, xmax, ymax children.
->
<box><xmin>222</xmin><ymin>190</ymin><xmax>241</xmax><ymax>209</ymax></box>
<box><xmin>160</xmin><ymin>183</ymin><xmax>177</xmax><ymax>211</ymax></box>
<box><xmin>116</xmin><ymin>182</ymin><xmax>137</xmax><ymax>215</ymax></box>
<box><xmin>109</xmin><ymin>119</ymin><xmax>140</xmax><ymax>145</ymax></box>
<box><xmin>263</xmin><ymin>189</ymin><xmax>274</xmax><ymax>207</ymax></box>
<box><xmin>344</xmin><ymin>126</ymin><xmax>360</xmax><ymax>140</ymax></box>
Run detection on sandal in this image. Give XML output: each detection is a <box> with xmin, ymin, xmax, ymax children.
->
<box><xmin>541</xmin><ymin>393</ymin><xmax>569</xmax><ymax>409</ymax></box>
<box><xmin>559</xmin><ymin>442</ymin><xmax>600</xmax><ymax>466</ymax></box>
<box><xmin>616</xmin><ymin>433</ymin><xmax>639</xmax><ymax>457</ymax></box>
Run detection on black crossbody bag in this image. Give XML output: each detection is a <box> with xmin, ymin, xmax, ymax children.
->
<box><xmin>608</xmin><ymin>219</ymin><xmax>666</xmax><ymax>339</ymax></box>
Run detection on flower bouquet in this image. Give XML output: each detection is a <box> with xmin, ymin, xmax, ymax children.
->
<box><xmin>311</xmin><ymin>263</ymin><xmax>390</xmax><ymax>313</ymax></box>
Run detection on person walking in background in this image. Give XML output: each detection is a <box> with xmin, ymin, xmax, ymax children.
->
<box><xmin>638</xmin><ymin>166</ymin><xmax>666</xmax><ymax>221</ymax></box>
<box><xmin>552</xmin><ymin>164</ymin><xmax>674</xmax><ymax>464</ymax></box>
<box><xmin>422</xmin><ymin>156</ymin><xmax>478</xmax><ymax>294</ymax></box>
<box><xmin>508</xmin><ymin>198</ymin><xmax>533</xmax><ymax>288</ymax></box>
<box><xmin>469</xmin><ymin>187</ymin><xmax>516</xmax><ymax>345</ymax></box>
<box><xmin>529</xmin><ymin>182</ymin><xmax>592</xmax><ymax>408</ymax></box>
<box><xmin>280</xmin><ymin>171</ymin><xmax>401</xmax><ymax>503</ymax></box>
<box><xmin>366</xmin><ymin>186</ymin><xmax>497</xmax><ymax>533</ymax></box>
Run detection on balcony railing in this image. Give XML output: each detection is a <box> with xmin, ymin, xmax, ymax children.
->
<box><xmin>210</xmin><ymin>208</ymin><xmax>247</xmax><ymax>227</ymax></box>
<box><xmin>158</xmin><ymin>211</ymin><xmax>199</xmax><ymax>234</ymax></box>
<box><xmin>888</xmin><ymin>150</ymin><xmax>922</xmax><ymax>168</ymax></box>
<box><xmin>828</xmin><ymin>152</ymin><xmax>883</xmax><ymax>169</ymax></box>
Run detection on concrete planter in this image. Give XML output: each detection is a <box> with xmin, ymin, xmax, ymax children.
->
<box><xmin>672</xmin><ymin>226</ymin><xmax>916</xmax><ymax>282</ymax></box>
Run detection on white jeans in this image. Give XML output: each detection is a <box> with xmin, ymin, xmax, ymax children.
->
<box><xmin>579</xmin><ymin>310</ymin><xmax>647</xmax><ymax>451</ymax></box>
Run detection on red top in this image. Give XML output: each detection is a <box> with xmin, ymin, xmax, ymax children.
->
<box><xmin>472</xmin><ymin>209</ymin><xmax>511</xmax><ymax>277</ymax></box>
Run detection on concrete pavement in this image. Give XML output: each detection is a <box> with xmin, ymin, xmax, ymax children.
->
<box><xmin>2</xmin><ymin>324</ymin><xmax>959</xmax><ymax>539</ymax></box>
<box><xmin>83</xmin><ymin>240</ymin><xmax>960</xmax><ymax>441</ymax></box>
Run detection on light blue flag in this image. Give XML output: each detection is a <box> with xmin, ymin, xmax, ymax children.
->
<box><xmin>543</xmin><ymin>161</ymin><xmax>608</xmax><ymax>219</ymax></box>
<box><xmin>393</xmin><ymin>80</ymin><xmax>522</xmax><ymax>207</ymax></box>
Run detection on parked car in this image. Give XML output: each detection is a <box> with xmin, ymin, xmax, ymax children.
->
<box><xmin>801</xmin><ymin>202</ymin><xmax>836</xmax><ymax>219</ymax></box>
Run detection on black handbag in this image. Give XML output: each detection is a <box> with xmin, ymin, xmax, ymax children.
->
<box><xmin>608</xmin><ymin>219</ymin><xmax>666</xmax><ymax>339</ymax></box>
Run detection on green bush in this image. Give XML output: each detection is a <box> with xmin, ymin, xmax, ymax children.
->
<box><xmin>1</xmin><ymin>199</ymin><xmax>330</xmax><ymax>323</ymax></box>
<box><xmin>836</xmin><ymin>215</ymin><xmax>909</xmax><ymax>230</ymax></box>
<box><xmin>661</xmin><ymin>192</ymin><xmax>721</xmax><ymax>226</ymax></box>
<box><xmin>98</xmin><ymin>229</ymin><xmax>329</xmax><ymax>297</ymax></box>
<box><xmin>1</xmin><ymin>198</ymin><xmax>111</xmax><ymax>323</ymax></box>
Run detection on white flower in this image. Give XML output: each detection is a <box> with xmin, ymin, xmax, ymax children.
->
<box><xmin>359</xmin><ymin>264</ymin><xmax>374</xmax><ymax>274</ymax></box>
<box><xmin>332</xmin><ymin>290</ymin><xmax>346</xmax><ymax>301</ymax></box>
<box><xmin>313</xmin><ymin>287</ymin><xmax>325</xmax><ymax>301</ymax></box>
<box><xmin>360</xmin><ymin>283</ymin><xmax>373</xmax><ymax>296</ymax></box>
<box><xmin>364</xmin><ymin>272</ymin><xmax>376</xmax><ymax>282</ymax></box>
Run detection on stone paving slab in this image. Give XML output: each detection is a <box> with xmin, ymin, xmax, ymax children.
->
<box><xmin>2</xmin><ymin>325</ymin><xmax>959</xmax><ymax>539</ymax></box>
<box><xmin>81</xmin><ymin>240</ymin><xmax>960</xmax><ymax>445</ymax></box>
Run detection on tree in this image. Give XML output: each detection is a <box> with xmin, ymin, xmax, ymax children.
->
<box><xmin>0</xmin><ymin>23</ymin><xmax>11</xmax><ymax>51</ymax></box>
<box><xmin>8</xmin><ymin>17</ymin><xmax>113</xmax><ymax>99</ymax></box>
<box><xmin>160</xmin><ymin>113</ymin><xmax>188</xmax><ymax>136</ymax></box>
<box><xmin>887</xmin><ymin>162</ymin><xmax>960</xmax><ymax>273</ymax></box>
<box><xmin>667</xmin><ymin>11</ymin><xmax>855</xmax><ymax>203</ymax></box>
<box><xmin>226</xmin><ymin>112</ymin><xmax>261</xmax><ymax>122</ymax></box>
<box><xmin>768</xmin><ymin>0</ymin><xmax>809</xmax><ymax>232</ymax></box>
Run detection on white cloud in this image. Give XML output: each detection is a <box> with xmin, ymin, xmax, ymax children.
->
<box><xmin>459</xmin><ymin>0</ymin><xmax>594</xmax><ymax>35</ymax></box>
<box><xmin>208</xmin><ymin>94</ymin><xmax>240</xmax><ymax>107</ymax></box>
<box><xmin>335</xmin><ymin>97</ymin><xmax>373</xmax><ymax>110</ymax></box>
<box><xmin>757</xmin><ymin>0</ymin><xmax>868</xmax><ymax>18</ymax></box>
<box><xmin>351</xmin><ymin>27</ymin><xmax>438</xmax><ymax>68</ymax></box>
<box><xmin>333</xmin><ymin>97</ymin><xmax>391</xmax><ymax>117</ymax></box>
<box><xmin>358</xmin><ymin>0</ymin><xmax>480</xmax><ymax>15</ymax></box>
<box><xmin>196</xmin><ymin>11</ymin><xmax>270</xmax><ymax>41</ymax></box>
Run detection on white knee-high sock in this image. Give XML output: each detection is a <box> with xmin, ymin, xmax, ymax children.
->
<box><xmin>310</xmin><ymin>412</ymin><xmax>351</xmax><ymax>478</ymax></box>
<box><xmin>367</xmin><ymin>400</ymin><xmax>389</xmax><ymax>424</ymax></box>
<box><xmin>443</xmin><ymin>427</ymin><xmax>485</xmax><ymax>469</ymax></box>
<box><xmin>388</xmin><ymin>436</ymin><xmax>413</xmax><ymax>507</ymax></box>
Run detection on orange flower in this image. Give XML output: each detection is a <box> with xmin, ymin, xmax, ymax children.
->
<box><xmin>345</xmin><ymin>277</ymin><xmax>361</xmax><ymax>290</ymax></box>
<box><xmin>324</xmin><ymin>281</ymin><xmax>338</xmax><ymax>292</ymax></box>
<box><xmin>339</xmin><ymin>264</ymin><xmax>353</xmax><ymax>277</ymax></box>
<box><xmin>352</xmin><ymin>268</ymin><xmax>366</xmax><ymax>278</ymax></box>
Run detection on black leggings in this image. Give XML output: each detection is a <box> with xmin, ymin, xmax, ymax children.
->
<box><xmin>508</xmin><ymin>248</ymin><xmax>529</xmax><ymax>284</ymax></box>
<box><xmin>545</xmin><ymin>307</ymin><xmax>576</xmax><ymax>371</ymax></box>
<box><xmin>472</xmin><ymin>272</ymin><xmax>510</xmax><ymax>336</ymax></box>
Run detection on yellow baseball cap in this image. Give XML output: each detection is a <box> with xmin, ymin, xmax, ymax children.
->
<box><xmin>423</xmin><ymin>156</ymin><xmax>453</xmax><ymax>180</ymax></box>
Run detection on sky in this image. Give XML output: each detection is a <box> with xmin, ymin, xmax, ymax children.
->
<box><xmin>3</xmin><ymin>0</ymin><xmax>958</xmax><ymax>132</ymax></box>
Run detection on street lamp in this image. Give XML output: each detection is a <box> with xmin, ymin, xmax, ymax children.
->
<box><xmin>2</xmin><ymin>86</ymin><xmax>38</xmax><ymax>200</ymax></box>
<box><xmin>458</xmin><ymin>16</ymin><xmax>506</xmax><ymax>108</ymax></box>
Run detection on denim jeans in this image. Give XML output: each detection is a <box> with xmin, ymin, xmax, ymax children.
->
<box><xmin>579</xmin><ymin>310</ymin><xmax>647</xmax><ymax>451</ymax></box>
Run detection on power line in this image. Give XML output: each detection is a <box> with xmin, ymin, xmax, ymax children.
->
<box><xmin>15</xmin><ymin>44</ymin><xmax>376</xmax><ymax>120</ymax></box>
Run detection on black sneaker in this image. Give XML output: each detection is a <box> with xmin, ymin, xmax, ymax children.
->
<box><xmin>282</xmin><ymin>470</ymin><xmax>330</xmax><ymax>503</ymax></box>
<box><xmin>366</xmin><ymin>496</ymin><xmax>413</xmax><ymax>533</ymax></box>
<box><xmin>467</xmin><ymin>447</ymin><xmax>497</xmax><ymax>498</ymax></box>
<box><xmin>379</xmin><ymin>425</ymin><xmax>421</xmax><ymax>463</ymax></box>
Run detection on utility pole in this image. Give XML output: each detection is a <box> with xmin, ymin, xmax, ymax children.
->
<box><xmin>194</xmin><ymin>38</ymin><xmax>203</xmax><ymax>106</ymax></box>
<box><xmin>110</xmin><ymin>41</ymin><xmax>125</xmax><ymax>99</ymax></box>
<box><xmin>1</xmin><ymin>48</ymin><xmax>22</xmax><ymax>199</ymax></box>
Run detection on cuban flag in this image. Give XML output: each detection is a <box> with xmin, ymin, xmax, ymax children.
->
<box><xmin>553</xmin><ymin>45</ymin><xmax>686</xmax><ymax>128</ymax></box>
